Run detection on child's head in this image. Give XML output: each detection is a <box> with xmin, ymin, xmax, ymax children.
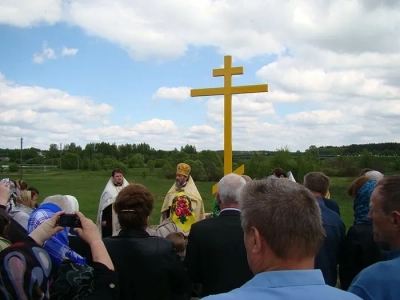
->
<box><xmin>166</xmin><ymin>232</ymin><xmax>186</xmax><ymax>255</ymax></box>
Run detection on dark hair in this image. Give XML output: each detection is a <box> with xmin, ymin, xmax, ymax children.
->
<box><xmin>114</xmin><ymin>184</ymin><xmax>153</xmax><ymax>229</ymax></box>
<box><xmin>272</xmin><ymin>168</ymin><xmax>287</xmax><ymax>178</ymax></box>
<box><xmin>15</xmin><ymin>180</ymin><xmax>28</xmax><ymax>190</ymax></box>
<box><xmin>375</xmin><ymin>175</ymin><xmax>400</xmax><ymax>215</ymax></box>
<box><xmin>27</xmin><ymin>187</ymin><xmax>39</xmax><ymax>198</ymax></box>
<box><xmin>304</xmin><ymin>172</ymin><xmax>330</xmax><ymax>196</ymax></box>
<box><xmin>112</xmin><ymin>168</ymin><xmax>123</xmax><ymax>177</ymax></box>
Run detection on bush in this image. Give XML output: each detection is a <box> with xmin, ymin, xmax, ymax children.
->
<box><xmin>8</xmin><ymin>163</ymin><xmax>18</xmax><ymax>172</ymax></box>
<box><xmin>113</xmin><ymin>161</ymin><xmax>128</xmax><ymax>175</ymax></box>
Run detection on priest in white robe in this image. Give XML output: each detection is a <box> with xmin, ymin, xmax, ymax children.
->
<box><xmin>96</xmin><ymin>168</ymin><xmax>129</xmax><ymax>237</ymax></box>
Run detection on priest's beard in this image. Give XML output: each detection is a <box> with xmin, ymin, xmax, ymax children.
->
<box><xmin>175</xmin><ymin>180</ymin><xmax>187</xmax><ymax>190</ymax></box>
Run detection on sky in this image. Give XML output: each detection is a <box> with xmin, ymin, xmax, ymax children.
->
<box><xmin>0</xmin><ymin>0</ymin><xmax>399</xmax><ymax>152</ymax></box>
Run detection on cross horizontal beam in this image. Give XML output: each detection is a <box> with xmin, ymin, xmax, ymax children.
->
<box><xmin>190</xmin><ymin>84</ymin><xmax>269</xmax><ymax>97</ymax></box>
<box><xmin>211</xmin><ymin>164</ymin><xmax>245</xmax><ymax>195</ymax></box>
<box><xmin>232</xmin><ymin>84</ymin><xmax>268</xmax><ymax>94</ymax></box>
<box><xmin>191</xmin><ymin>87</ymin><xmax>225</xmax><ymax>97</ymax></box>
<box><xmin>213</xmin><ymin>66</ymin><xmax>243</xmax><ymax>77</ymax></box>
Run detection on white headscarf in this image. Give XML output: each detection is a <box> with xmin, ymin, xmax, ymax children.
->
<box><xmin>64</xmin><ymin>195</ymin><xmax>79</xmax><ymax>213</ymax></box>
<box><xmin>365</xmin><ymin>171</ymin><xmax>384</xmax><ymax>182</ymax></box>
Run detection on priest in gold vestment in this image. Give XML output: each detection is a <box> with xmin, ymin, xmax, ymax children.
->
<box><xmin>156</xmin><ymin>163</ymin><xmax>204</xmax><ymax>238</ymax></box>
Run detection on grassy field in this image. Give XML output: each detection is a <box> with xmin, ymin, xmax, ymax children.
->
<box><xmin>1</xmin><ymin>169</ymin><xmax>356</xmax><ymax>228</ymax></box>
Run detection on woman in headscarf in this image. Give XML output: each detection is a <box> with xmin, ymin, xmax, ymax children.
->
<box><xmin>27</xmin><ymin>195</ymin><xmax>87</xmax><ymax>269</ymax></box>
<box><xmin>339</xmin><ymin>176</ymin><xmax>382</xmax><ymax>290</ymax></box>
<box><xmin>9</xmin><ymin>190</ymin><xmax>37</xmax><ymax>230</ymax></box>
<box><xmin>0</xmin><ymin>210</ymin><xmax>118</xmax><ymax>300</ymax></box>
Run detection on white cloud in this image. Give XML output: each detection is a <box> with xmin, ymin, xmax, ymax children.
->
<box><xmin>206</xmin><ymin>94</ymin><xmax>275</xmax><ymax>125</ymax></box>
<box><xmin>33</xmin><ymin>42</ymin><xmax>56</xmax><ymax>64</ymax></box>
<box><xmin>61</xmin><ymin>46</ymin><xmax>79</xmax><ymax>56</ymax></box>
<box><xmin>33</xmin><ymin>42</ymin><xmax>79</xmax><ymax>64</ymax></box>
<box><xmin>0</xmin><ymin>72</ymin><xmax>190</xmax><ymax>150</ymax></box>
<box><xmin>0</xmin><ymin>72</ymin><xmax>112</xmax><ymax>147</ymax></box>
<box><xmin>285</xmin><ymin>110</ymin><xmax>343</xmax><ymax>126</ymax></box>
<box><xmin>0</xmin><ymin>1</ymin><xmax>397</xmax><ymax>61</ymax></box>
<box><xmin>1</xmin><ymin>1</ymin><xmax>400</xmax><ymax>151</ymax></box>
<box><xmin>0</xmin><ymin>0</ymin><xmax>62</xmax><ymax>28</ymax></box>
<box><xmin>152</xmin><ymin>87</ymin><xmax>191</xmax><ymax>102</ymax></box>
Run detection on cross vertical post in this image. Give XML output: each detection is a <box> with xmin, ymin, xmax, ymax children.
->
<box><xmin>213</xmin><ymin>55</ymin><xmax>243</xmax><ymax>175</ymax></box>
<box><xmin>224</xmin><ymin>56</ymin><xmax>232</xmax><ymax>175</ymax></box>
<box><xmin>191</xmin><ymin>55</ymin><xmax>269</xmax><ymax>194</ymax></box>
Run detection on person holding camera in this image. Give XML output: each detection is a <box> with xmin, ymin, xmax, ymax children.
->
<box><xmin>27</xmin><ymin>195</ymin><xmax>87</xmax><ymax>268</ymax></box>
<box><xmin>0</xmin><ymin>182</ymin><xmax>117</xmax><ymax>299</ymax></box>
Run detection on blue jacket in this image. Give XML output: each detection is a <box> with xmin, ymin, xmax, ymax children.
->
<box><xmin>315</xmin><ymin>197</ymin><xmax>346</xmax><ymax>286</ymax></box>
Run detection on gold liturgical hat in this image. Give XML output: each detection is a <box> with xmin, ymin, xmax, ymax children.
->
<box><xmin>176</xmin><ymin>163</ymin><xmax>191</xmax><ymax>177</ymax></box>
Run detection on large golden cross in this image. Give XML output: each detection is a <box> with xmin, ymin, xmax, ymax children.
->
<box><xmin>191</xmin><ymin>55</ymin><xmax>269</xmax><ymax>194</ymax></box>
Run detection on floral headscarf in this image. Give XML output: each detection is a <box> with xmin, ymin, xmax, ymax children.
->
<box><xmin>0</xmin><ymin>241</ymin><xmax>52</xmax><ymax>300</ymax></box>
<box><xmin>170</xmin><ymin>192</ymin><xmax>197</xmax><ymax>232</ymax></box>
<box><xmin>354</xmin><ymin>180</ymin><xmax>376</xmax><ymax>225</ymax></box>
<box><xmin>27</xmin><ymin>203</ymin><xmax>86</xmax><ymax>267</ymax></box>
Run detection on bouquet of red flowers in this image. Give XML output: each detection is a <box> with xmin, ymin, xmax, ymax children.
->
<box><xmin>171</xmin><ymin>194</ymin><xmax>193</xmax><ymax>224</ymax></box>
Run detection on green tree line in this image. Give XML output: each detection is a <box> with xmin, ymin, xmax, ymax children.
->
<box><xmin>1</xmin><ymin>142</ymin><xmax>400</xmax><ymax>181</ymax></box>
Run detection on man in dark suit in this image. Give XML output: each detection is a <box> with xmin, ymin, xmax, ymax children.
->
<box><xmin>324</xmin><ymin>198</ymin><xmax>341</xmax><ymax>216</ymax></box>
<box><xmin>304</xmin><ymin>172</ymin><xmax>345</xmax><ymax>287</ymax></box>
<box><xmin>184</xmin><ymin>173</ymin><xmax>253</xmax><ymax>298</ymax></box>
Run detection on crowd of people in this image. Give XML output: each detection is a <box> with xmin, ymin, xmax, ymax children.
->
<box><xmin>0</xmin><ymin>164</ymin><xmax>398</xmax><ymax>299</ymax></box>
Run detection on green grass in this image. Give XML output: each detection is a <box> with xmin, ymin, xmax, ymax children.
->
<box><xmin>1</xmin><ymin>169</ymin><xmax>216</xmax><ymax>225</ymax></box>
<box><xmin>1</xmin><ymin>169</ymin><xmax>356</xmax><ymax>228</ymax></box>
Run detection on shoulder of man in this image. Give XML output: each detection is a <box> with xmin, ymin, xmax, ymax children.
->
<box><xmin>348</xmin><ymin>263</ymin><xmax>383</xmax><ymax>300</ymax></box>
<box><xmin>324</xmin><ymin>197</ymin><xmax>339</xmax><ymax>206</ymax></box>
<box><xmin>189</xmin><ymin>217</ymin><xmax>218</xmax><ymax>235</ymax></box>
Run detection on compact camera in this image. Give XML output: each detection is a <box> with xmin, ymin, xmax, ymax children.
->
<box><xmin>58</xmin><ymin>214</ymin><xmax>82</xmax><ymax>228</ymax></box>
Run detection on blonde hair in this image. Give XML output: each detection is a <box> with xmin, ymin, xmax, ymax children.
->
<box><xmin>16</xmin><ymin>190</ymin><xmax>35</xmax><ymax>208</ymax></box>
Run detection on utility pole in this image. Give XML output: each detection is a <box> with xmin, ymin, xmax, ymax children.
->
<box><xmin>19</xmin><ymin>138</ymin><xmax>23</xmax><ymax>179</ymax></box>
<box><xmin>77</xmin><ymin>148</ymin><xmax>80</xmax><ymax>170</ymax></box>
<box><xmin>59</xmin><ymin>143</ymin><xmax>62</xmax><ymax>173</ymax></box>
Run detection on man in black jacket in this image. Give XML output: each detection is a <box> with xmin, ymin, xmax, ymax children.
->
<box><xmin>184</xmin><ymin>173</ymin><xmax>253</xmax><ymax>297</ymax></box>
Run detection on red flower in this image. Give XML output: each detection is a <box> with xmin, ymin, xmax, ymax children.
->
<box><xmin>172</xmin><ymin>194</ymin><xmax>194</xmax><ymax>222</ymax></box>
